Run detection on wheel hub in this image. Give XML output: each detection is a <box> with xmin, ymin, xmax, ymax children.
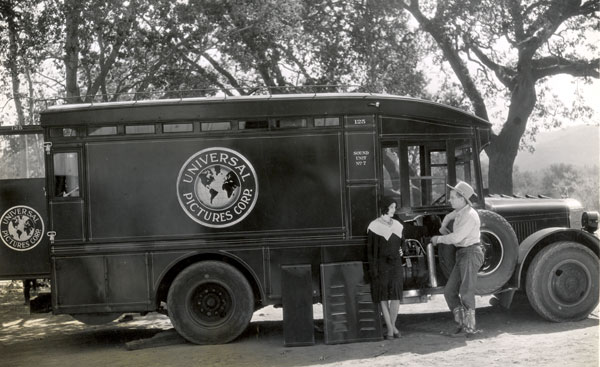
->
<box><xmin>549</xmin><ymin>260</ymin><xmax>591</xmax><ymax>307</ymax></box>
<box><xmin>190</xmin><ymin>283</ymin><xmax>232</xmax><ymax>324</ymax></box>
<box><xmin>479</xmin><ymin>230</ymin><xmax>503</xmax><ymax>276</ymax></box>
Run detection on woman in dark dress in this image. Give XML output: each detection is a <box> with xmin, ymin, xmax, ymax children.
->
<box><xmin>367</xmin><ymin>197</ymin><xmax>404</xmax><ymax>339</ymax></box>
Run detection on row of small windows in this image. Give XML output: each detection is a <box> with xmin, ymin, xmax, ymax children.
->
<box><xmin>50</xmin><ymin>116</ymin><xmax>345</xmax><ymax>138</ymax></box>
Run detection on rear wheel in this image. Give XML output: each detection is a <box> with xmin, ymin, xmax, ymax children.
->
<box><xmin>167</xmin><ymin>261</ymin><xmax>254</xmax><ymax>344</ymax></box>
<box><xmin>526</xmin><ymin>241</ymin><xmax>599</xmax><ymax>322</ymax></box>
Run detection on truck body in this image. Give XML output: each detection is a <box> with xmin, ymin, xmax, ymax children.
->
<box><xmin>1</xmin><ymin>93</ymin><xmax>597</xmax><ymax>344</ymax></box>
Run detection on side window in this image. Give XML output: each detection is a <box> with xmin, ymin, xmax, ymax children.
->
<box><xmin>407</xmin><ymin>144</ymin><xmax>448</xmax><ymax>207</ymax></box>
<box><xmin>314</xmin><ymin>117</ymin><xmax>340</xmax><ymax>127</ymax></box>
<box><xmin>272</xmin><ymin>117</ymin><xmax>307</xmax><ymax>129</ymax></box>
<box><xmin>382</xmin><ymin>145</ymin><xmax>401</xmax><ymax>201</ymax></box>
<box><xmin>201</xmin><ymin>122</ymin><xmax>231</xmax><ymax>131</ymax></box>
<box><xmin>53</xmin><ymin>152</ymin><xmax>80</xmax><ymax>197</ymax></box>
<box><xmin>125</xmin><ymin>124</ymin><xmax>155</xmax><ymax>134</ymax></box>
<box><xmin>238</xmin><ymin>120</ymin><xmax>268</xmax><ymax>130</ymax></box>
<box><xmin>455</xmin><ymin>140</ymin><xmax>476</xmax><ymax>186</ymax></box>
<box><xmin>163</xmin><ymin>123</ymin><xmax>193</xmax><ymax>133</ymax></box>
<box><xmin>0</xmin><ymin>132</ymin><xmax>45</xmax><ymax>179</ymax></box>
<box><xmin>88</xmin><ymin>126</ymin><xmax>117</xmax><ymax>136</ymax></box>
<box><xmin>427</xmin><ymin>149</ymin><xmax>448</xmax><ymax>206</ymax></box>
<box><xmin>397</xmin><ymin>139</ymin><xmax>478</xmax><ymax>208</ymax></box>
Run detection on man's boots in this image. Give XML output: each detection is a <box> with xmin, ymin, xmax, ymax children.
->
<box><xmin>442</xmin><ymin>306</ymin><xmax>464</xmax><ymax>336</ymax></box>
<box><xmin>463</xmin><ymin>308</ymin><xmax>482</xmax><ymax>337</ymax></box>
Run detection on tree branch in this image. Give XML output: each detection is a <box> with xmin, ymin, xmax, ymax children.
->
<box><xmin>179</xmin><ymin>53</ymin><xmax>236</xmax><ymax>96</ymax></box>
<box><xmin>467</xmin><ymin>43</ymin><xmax>515</xmax><ymax>88</ymax></box>
<box><xmin>201</xmin><ymin>52</ymin><xmax>247</xmax><ymax>95</ymax></box>
<box><xmin>85</xmin><ymin>3</ymin><xmax>136</xmax><ymax>102</ymax></box>
<box><xmin>533</xmin><ymin>57</ymin><xmax>600</xmax><ymax>79</ymax></box>
<box><xmin>397</xmin><ymin>0</ymin><xmax>489</xmax><ymax>120</ymax></box>
<box><xmin>34</xmin><ymin>71</ymin><xmax>65</xmax><ymax>88</ymax></box>
<box><xmin>520</xmin><ymin>0</ymin><xmax>595</xmax><ymax>58</ymax></box>
<box><xmin>504</xmin><ymin>0</ymin><xmax>525</xmax><ymax>44</ymax></box>
<box><xmin>269</xmin><ymin>48</ymin><xmax>288</xmax><ymax>88</ymax></box>
<box><xmin>577</xmin><ymin>0</ymin><xmax>599</xmax><ymax>16</ymax></box>
<box><xmin>281</xmin><ymin>46</ymin><xmax>315</xmax><ymax>85</ymax></box>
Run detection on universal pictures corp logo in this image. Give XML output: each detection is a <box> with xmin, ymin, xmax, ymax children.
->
<box><xmin>177</xmin><ymin>147</ymin><xmax>258</xmax><ymax>228</ymax></box>
<box><xmin>0</xmin><ymin>206</ymin><xmax>45</xmax><ymax>251</ymax></box>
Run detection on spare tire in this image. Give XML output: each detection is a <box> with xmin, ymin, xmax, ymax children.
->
<box><xmin>476</xmin><ymin>210</ymin><xmax>519</xmax><ymax>294</ymax></box>
<box><xmin>438</xmin><ymin>210</ymin><xmax>518</xmax><ymax>294</ymax></box>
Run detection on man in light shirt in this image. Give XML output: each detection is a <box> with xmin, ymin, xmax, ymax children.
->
<box><xmin>431</xmin><ymin>181</ymin><xmax>484</xmax><ymax>337</ymax></box>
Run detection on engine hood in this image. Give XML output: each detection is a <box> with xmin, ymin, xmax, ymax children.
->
<box><xmin>484</xmin><ymin>196</ymin><xmax>583</xmax><ymax>217</ymax></box>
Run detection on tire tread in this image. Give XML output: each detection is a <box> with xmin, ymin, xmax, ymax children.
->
<box><xmin>525</xmin><ymin>241</ymin><xmax>599</xmax><ymax>322</ymax></box>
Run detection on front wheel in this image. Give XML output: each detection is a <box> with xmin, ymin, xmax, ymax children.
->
<box><xmin>526</xmin><ymin>241</ymin><xmax>599</xmax><ymax>322</ymax></box>
<box><xmin>167</xmin><ymin>261</ymin><xmax>254</xmax><ymax>344</ymax></box>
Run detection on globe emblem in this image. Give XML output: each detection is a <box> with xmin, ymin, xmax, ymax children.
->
<box><xmin>177</xmin><ymin>147</ymin><xmax>258</xmax><ymax>228</ymax></box>
<box><xmin>195</xmin><ymin>165</ymin><xmax>241</xmax><ymax>210</ymax></box>
<box><xmin>7</xmin><ymin>215</ymin><xmax>35</xmax><ymax>242</ymax></box>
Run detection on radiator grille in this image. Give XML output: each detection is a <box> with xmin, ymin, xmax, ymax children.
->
<box><xmin>511</xmin><ymin>221</ymin><xmax>537</xmax><ymax>242</ymax></box>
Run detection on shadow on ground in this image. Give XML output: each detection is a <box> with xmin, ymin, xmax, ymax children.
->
<box><xmin>1</xmin><ymin>284</ymin><xmax>598</xmax><ymax>367</ymax></box>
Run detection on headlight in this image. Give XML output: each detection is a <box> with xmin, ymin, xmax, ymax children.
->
<box><xmin>582</xmin><ymin>211</ymin><xmax>599</xmax><ymax>233</ymax></box>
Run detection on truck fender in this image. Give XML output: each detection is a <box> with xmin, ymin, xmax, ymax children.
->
<box><xmin>154</xmin><ymin>250</ymin><xmax>265</xmax><ymax>309</ymax></box>
<box><xmin>514</xmin><ymin>227</ymin><xmax>600</xmax><ymax>288</ymax></box>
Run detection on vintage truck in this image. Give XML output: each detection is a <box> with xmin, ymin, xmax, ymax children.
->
<box><xmin>1</xmin><ymin>93</ymin><xmax>597</xmax><ymax>345</ymax></box>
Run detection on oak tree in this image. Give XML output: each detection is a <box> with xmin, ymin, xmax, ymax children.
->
<box><xmin>395</xmin><ymin>0</ymin><xmax>599</xmax><ymax>193</ymax></box>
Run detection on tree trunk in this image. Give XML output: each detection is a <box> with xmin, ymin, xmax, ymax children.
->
<box><xmin>6</xmin><ymin>9</ymin><xmax>25</xmax><ymax>125</ymax></box>
<box><xmin>64</xmin><ymin>0</ymin><xmax>82</xmax><ymax>103</ymax></box>
<box><xmin>487</xmin><ymin>71</ymin><xmax>537</xmax><ymax>194</ymax></box>
<box><xmin>25</xmin><ymin>67</ymin><xmax>35</xmax><ymax>124</ymax></box>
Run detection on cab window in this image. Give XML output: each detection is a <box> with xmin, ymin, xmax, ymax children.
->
<box><xmin>380</xmin><ymin>138</ymin><xmax>478</xmax><ymax>208</ymax></box>
<box><xmin>408</xmin><ymin>143</ymin><xmax>448</xmax><ymax>207</ymax></box>
<box><xmin>53</xmin><ymin>152</ymin><xmax>80</xmax><ymax>197</ymax></box>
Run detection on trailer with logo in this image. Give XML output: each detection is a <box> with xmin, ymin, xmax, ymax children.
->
<box><xmin>0</xmin><ymin>125</ymin><xmax>50</xmax><ymax>282</ymax></box>
<box><xmin>1</xmin><ymin>93</ymin><xmax>598</xmax><ymax>345</ymax></box>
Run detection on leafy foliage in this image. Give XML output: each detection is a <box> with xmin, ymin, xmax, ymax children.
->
<box><xmin>0</xmin><ymin>0</ymin><xmax>426</xmax><ymax>110</ymax></box>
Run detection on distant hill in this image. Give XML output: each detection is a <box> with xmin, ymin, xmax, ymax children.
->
<box><xmin>513</xmin><ymin>124</ymin><xmax>599</xmax><ymax>171</ymax></box>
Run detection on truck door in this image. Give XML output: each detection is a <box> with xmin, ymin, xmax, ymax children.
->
<box><xmin>0</xmin><ymin>126</ymin><xmax>50</xmax><ymax>279</ymax></box>
<box><xmin>47</xmin><ymin>144</ymin><xmax>85</xmax><ymax>243</ymax></box>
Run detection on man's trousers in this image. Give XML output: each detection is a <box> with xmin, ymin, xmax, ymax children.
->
<box><xmin>443</xmin><ymin>244</ymin><xmax>484</xmax><ymax>310</ymax></box>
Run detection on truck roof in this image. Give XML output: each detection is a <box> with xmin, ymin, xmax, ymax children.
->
<box><xmin>39</xmin><ymin>93</ymin><xmax>491</xmax><ymax>129</ymax></box>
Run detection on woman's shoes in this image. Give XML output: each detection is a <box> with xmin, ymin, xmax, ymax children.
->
<box><xmin>384</xmin><ymin>331</ymin><xmax>401</xmax><ymax>340</ymax></box>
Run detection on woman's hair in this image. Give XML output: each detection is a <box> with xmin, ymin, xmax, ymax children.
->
<box><xmin>379</xmin><ymin>196</ymin><xmax>397</xmax><ymax>215</ymax></box>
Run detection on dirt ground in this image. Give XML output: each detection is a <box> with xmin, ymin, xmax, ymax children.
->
<box><xmin>1</xmin><ymin>281</ymin><xmax>598</xmax><ymax>367</ymax></box>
